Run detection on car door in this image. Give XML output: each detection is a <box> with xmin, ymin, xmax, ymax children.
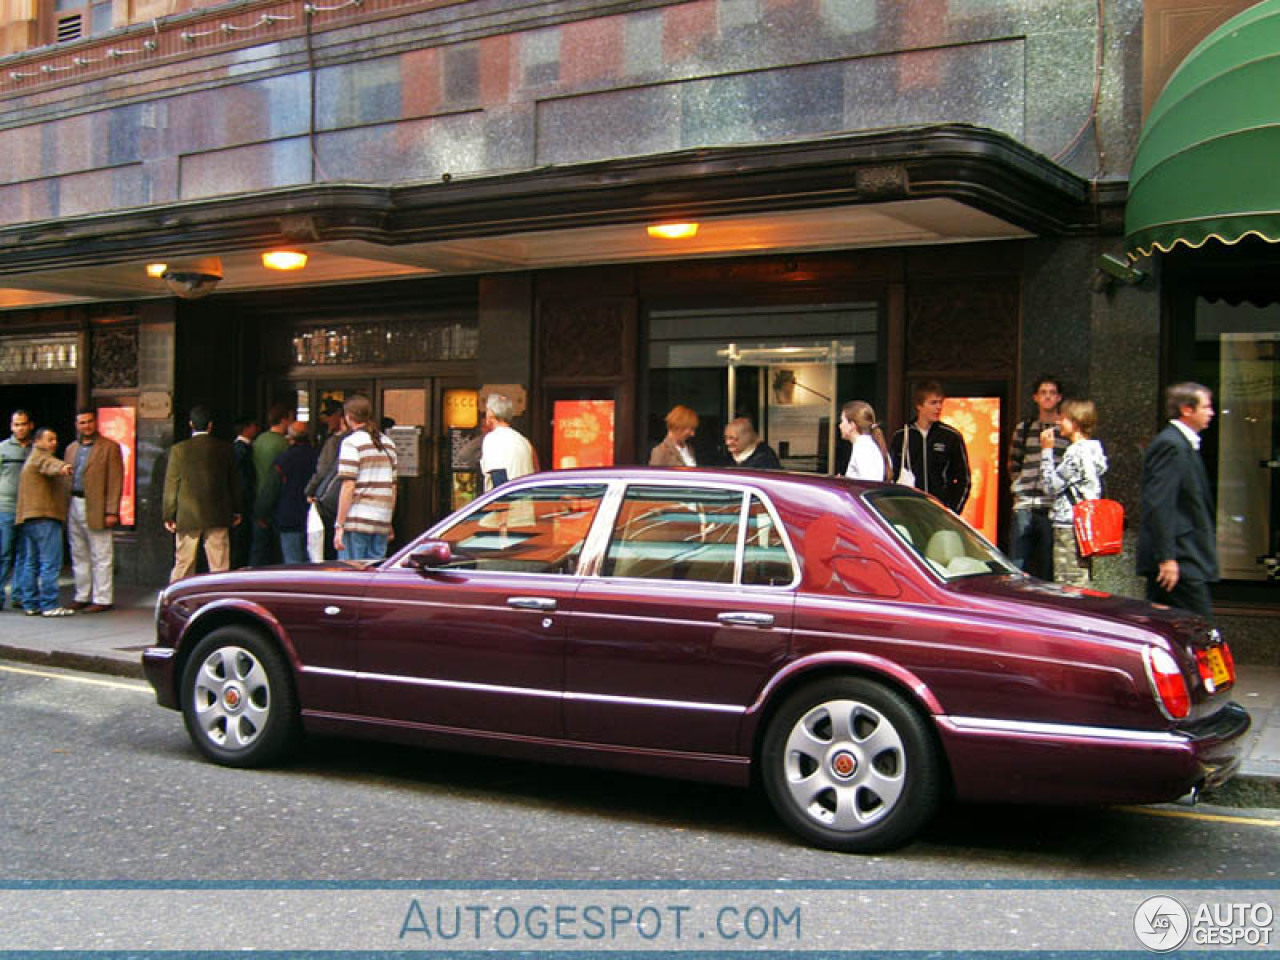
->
<box><xmin>356</xmin><ymin>481</ymin><xmax>608</xmax><ymax>739</ymax></box>
<box><xmin>566</xmin><ymin>483</ymin><xmax>796</xmax><ymax>755</ymax></box>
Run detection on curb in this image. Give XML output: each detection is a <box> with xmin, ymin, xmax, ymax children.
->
<box><xmin>0</xmin><ymin>644</ymin><xmax>144</xmax><ymax>681</ymax></box>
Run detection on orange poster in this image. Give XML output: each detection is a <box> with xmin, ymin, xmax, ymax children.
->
<box><xmin>553</xmin><ymin>401</ymin><xmax>615</xmax><ymax>469</ymax></box>
<box><xmin>97</xmin><ymin>406</ymin><xmax>136</xmax><ymax>527</ymax></box>
<box><xmin>944</xmin><ymin>397</ymin><xmax>1000</xmax><ymax>544</ymax></box>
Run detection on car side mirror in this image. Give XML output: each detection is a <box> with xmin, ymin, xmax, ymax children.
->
<box><xmin>405</xmin><ymin>541</ymin><xmax>454</xmax><ymax>571</ymax></box>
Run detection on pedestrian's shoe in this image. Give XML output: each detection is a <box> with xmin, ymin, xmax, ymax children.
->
<box><xmin>41</xmin><ymin>607</ymin><xmax>76</xmax><ymax>617</ymax></box>
<box><xmin>24</xmin><ymin>608</ymin><xmax>40</xmax><ymax>616</ymax></box>
<box><xmin>67</xmin><ymin>600</ymin><xmax>90</xmax><ymax>611</ymax></box>
<box><xmin>83</xmin><ymin>603</ymin><xmax>114</xmax><ymax>613</ymax></box>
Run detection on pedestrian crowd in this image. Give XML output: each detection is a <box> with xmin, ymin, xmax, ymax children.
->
<box><xmin>0</xmin><ymin>377</ymin><xmax>1222</xmax><ymax>623</ymax></box>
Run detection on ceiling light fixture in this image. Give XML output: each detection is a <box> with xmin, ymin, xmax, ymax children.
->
<box><xmin>262</xmin><ymin>250</ymin><xmax>309</xmax><ymax>271</ymax></box>
<box><xmin>646</xmin><ymin>222</ymin><xmax>699</xmax><ymax>240</ymax></box>
<box><xmin>145</xmin><ymin>263</ymin><xmax>167</xmax><ymax>278</ymax></box>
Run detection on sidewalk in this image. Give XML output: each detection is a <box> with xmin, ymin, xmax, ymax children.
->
<box><xmin>1</xmin><ymin>583</ymin><xmax>1277</xmax><ymax>790</ymax></box>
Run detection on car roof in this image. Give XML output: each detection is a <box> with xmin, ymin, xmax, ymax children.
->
<box><xmin>513</xmin><ymin>465</ymin><xmax>890</xmax><ymax>495</ymax></box>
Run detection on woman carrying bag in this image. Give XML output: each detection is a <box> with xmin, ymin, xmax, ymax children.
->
<box><xmin>1039</xmin><ymin>399</ymin><xmax>1109</xmax><ymax>587</ymax></box>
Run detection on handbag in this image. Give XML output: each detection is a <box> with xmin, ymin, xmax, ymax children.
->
<box><xmin>1072</xmin><ymin>498</ymin><xmax>1124</xmax><ymax>557</ymax></box>
<box><xmin>895</xmin><ymin>429</ymin><xmax>916</xmax><ymax>487</ymax></box>
<box><xmin>313</xmin><ymin>460</ymin><xmax>343</xmax><ymax>524</ymax></box>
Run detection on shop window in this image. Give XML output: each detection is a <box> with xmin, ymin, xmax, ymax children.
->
<box><xmin>1192</xmin><ymin>300</ymin><xmax>1280</xmax><ymax>585</ymax></box>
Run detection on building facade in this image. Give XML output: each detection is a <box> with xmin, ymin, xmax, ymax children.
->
<box><xmin>0</xmin><ymin>0</ymin><xmax>1273</xmax><ymax>648</ymax></box>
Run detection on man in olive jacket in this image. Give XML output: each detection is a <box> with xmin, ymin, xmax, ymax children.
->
<box><xmin>64</xmin><ymin>407</ymin><xmax>124</xmax><ymax>612</ymax></box>
<box><xmin>164</xmin><ymin>405</ymin><xmax>241</xmax><ymax>582</ymax></box>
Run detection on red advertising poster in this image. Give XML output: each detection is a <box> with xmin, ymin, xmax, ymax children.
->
<box><xmin>944</xmin><ymin>397</ymin><xmax>1000</xmax><ymax>544</ymax></box>
<box><xmin>97</xmin><ymin>406</ymin><xmax>136</xmax><ymax>527</ymax></box>
<box><xmin>552</xmin><ymin>401</ymin><xmax>615</xmax><ymax>469</ymax></box>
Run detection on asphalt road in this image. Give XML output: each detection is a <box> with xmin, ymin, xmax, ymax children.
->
<box><xmin>5</xmin><ymin>659</ymin><xmax>1280</xmax><ymax>883</ymax></box>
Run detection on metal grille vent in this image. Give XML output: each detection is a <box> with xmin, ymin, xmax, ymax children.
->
<box><xmin>56</xmin><ymin>14</ymin><xmax>83</xmax><ymax>43</ymax></box>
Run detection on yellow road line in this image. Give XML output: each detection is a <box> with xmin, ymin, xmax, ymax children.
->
<box><xmin>0</xmin><ymin>662</ymin><xmax>149</xmax><ymax>693</ymax></box>
<box><xmin>1117</xmin><ymin>805</ymin><xmax>1280</xmax><ymax>828</ymax></box>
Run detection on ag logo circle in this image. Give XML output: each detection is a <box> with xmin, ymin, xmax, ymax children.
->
<box><xmin>1134</xmin><ymin>896</ymin><xmax>1190</xmax><ymax>952</ymax></box>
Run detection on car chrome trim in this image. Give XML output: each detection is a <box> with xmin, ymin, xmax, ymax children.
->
<box><xmin>507</xmin><ymin>596</ymin><xmax>557</xmax><ymax>611</ymax></box>
<box><xmin>943</xmin><ymin>715</ymin><xmax>1185</xmax><ymax>744</ymax></box>
<box><xmin>301</xmin><ymin>666</ymin><xmax>746</xmax><ymax>714</ymax></box>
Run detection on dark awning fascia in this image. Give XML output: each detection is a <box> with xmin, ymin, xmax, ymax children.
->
<box><xmin>0</xmin><ymin>123</ymin><xmax>1097</xmax><ymax>277</ymax></box>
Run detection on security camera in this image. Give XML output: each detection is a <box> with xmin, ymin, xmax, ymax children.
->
<box><xmin>161</xmin><ymin>257</ymin><xmax>223</xmax><ymax>299</ymax></box>
<box><xmin>1096</xmin><ymin>253</ymin><xmax>1146</xmax><ymax>286</ymax></box>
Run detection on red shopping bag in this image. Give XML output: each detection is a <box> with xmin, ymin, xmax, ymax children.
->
<box><xmin>1072</xmin><ymin>498</ymin><xmax>1124</xmax><ymax>557</ymax></box>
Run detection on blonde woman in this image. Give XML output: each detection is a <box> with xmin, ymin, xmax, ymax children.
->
<box><xmin>650</xmin><ymin>405</ymin><xmax>698</xmax><ymax>467</ymax></box>
<box><xmin>839</xmin><ymin>401</ymin><xmax>892</xmax><ymax>481</ymax></box>
<box><xmin>1039</xmin><ymin>399</ymin><xmax>1108</xmax><ymax>586</ymax></box>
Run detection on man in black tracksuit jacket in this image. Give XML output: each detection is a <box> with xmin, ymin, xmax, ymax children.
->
<box><xmin>888</xmin><ymin>380</ymin><xmax>971</xmax><ymax>514</ymax></box>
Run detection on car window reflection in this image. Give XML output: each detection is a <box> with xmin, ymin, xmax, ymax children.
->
<box><xmin>437</xmin><ymin>484</ymin><xmax>608</xmax><ymax>575</ymax></box>
<box><xmin>604</xmin><ymin>485</ymin><xmax>743</xmax><ymax>583</ymax></box>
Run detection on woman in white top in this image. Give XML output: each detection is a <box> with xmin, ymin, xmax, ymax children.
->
<box><xmin>839</xmin><ymin>400</ymin><xmax>892</xmax><ymax>481</ymax></box>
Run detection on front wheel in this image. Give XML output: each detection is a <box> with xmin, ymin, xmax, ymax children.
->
<box><xmin>181</xmin><ymin>626</ymin><xmax>299</xmax><ymax>768</ymax></box>
<box><xmin>761</xmin><ymin>677</ymin><xmax>941</xmax><ymax>852</ymax></box>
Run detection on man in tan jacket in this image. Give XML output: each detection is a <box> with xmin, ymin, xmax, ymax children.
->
<box><xmin>64</xmin><ymin>407</ymin><xmax>123</xmax><ymax>613</ymax></box>
<box><xmin>15</xmin><ymin>427</ymin><xmax>74</xmax><ymax>617</ymax></box>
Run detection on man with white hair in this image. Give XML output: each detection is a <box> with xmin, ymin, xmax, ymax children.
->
<box><xmin>479</xmin><ymin>394</ymin><xmax>537</xmax><ymax>490</ymax></box>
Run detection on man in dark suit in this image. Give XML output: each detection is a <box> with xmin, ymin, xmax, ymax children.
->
<box><xmin>230</xmin><ymin>414</ymin><xmax>259</xmax><ymax>569</ymax></box>
<box><xmin>1137</xmin><ymin>382</ymin><xmax>1218</xmax><ymax>619</ymax></box>
<box><xmin>163</xmin><ymin>405</ymin><xmax>241</xmax><ymax>582</ymax></box>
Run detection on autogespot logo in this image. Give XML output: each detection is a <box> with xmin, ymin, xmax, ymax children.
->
<box><xmin>1134</xmin><ymin>896</ymin><xmax>1191</xmax><ymax>952</ymax></box>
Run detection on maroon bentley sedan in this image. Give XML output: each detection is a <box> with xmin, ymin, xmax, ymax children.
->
<box><xmin>143</xmin><ymin>468</ymin><xmax>1249</xmax><ymax>852</ymax></box>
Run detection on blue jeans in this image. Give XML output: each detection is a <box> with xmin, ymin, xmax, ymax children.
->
<box><xmin>279</xmin><ymin>530</ymin><xmax>308</xmax><ymax>565</ymax></box>
<box><xmin>1009</xmin><ymin>508</ymin><xmax>1054</xmax><ymax>581</ymax></box>
<box><xmin>339</xmin><ymin>530</ymin><xmax>387</xmax><ymax>561</ymax></box>
<box><xmin>19</xmin><ymin>519</ymin><xmax>63</xmax><ymax>612</ymax></box>
<box><xmin>0</xmin><ymin>509</ymin><xmax>25</xmax><ymax>603</ymax></box>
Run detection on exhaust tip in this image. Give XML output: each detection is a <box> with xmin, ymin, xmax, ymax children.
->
<box><xmin>1175</xmin><ymin>785</ymin><xmax>1200</xmax><ymax>807</ymax></box>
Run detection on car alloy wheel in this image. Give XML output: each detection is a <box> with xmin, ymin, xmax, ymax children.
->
<box><xmin>181</xmin><ymin>626</ymin><xmax>298</xmax><ymax>768</ymax></box>
<box><xmin>762</xmin><ymin>677</ymin><xmax>941</xmax><ymax>852</ymax></box>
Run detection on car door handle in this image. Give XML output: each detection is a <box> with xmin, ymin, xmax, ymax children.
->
<box><xmin>717</xmin><ymin>611</ymin><xmax>775</xmax><ymax>628</ymax></box>
<box><xmin>508</xmin><ymin>596</ymin><xmax>557</xmax><ymax>611</ymax></box>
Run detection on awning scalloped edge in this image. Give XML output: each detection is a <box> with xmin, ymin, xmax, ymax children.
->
<box><xmin>1126</xmin><ymin>226</ymin><xmax>1280</xmax><ymax>261</ymax></box>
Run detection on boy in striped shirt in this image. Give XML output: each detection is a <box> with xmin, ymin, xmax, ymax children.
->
<box><xmin>334</xmin><ymin>395</ymin><xmax>398</xmax><ymax>561</ymax></box>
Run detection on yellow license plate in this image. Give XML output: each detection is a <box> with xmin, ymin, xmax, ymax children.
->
<box><xmin>1205</xmin><ymin>646</ymin><xmax>1230</xmax><ymax>686</ymax></box>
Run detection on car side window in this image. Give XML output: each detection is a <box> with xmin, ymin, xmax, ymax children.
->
<box><xmin>437</xmin><ymin>483</ymin><xmax>608</xmax><ymax>574</ymax></box>
<box><xmin>741</xmin><ymin>496</ymin><xmax>795</xmax><ymax>586</ymax></box>
<box><xmin>603</xmin><ymin>485</ymin><xmax>742</xmax><ymax>584</ymax></box>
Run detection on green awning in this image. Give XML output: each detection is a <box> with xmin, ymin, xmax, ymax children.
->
<box><xmin>1125</xmin><ymin>0</ymin><xmax>1280</xmax><ymax>258</ymax></box>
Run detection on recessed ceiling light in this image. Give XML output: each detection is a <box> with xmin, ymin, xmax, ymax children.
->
<box><xmin>646</xmin><ymin>223</ymin><xmax>699</xmax><ymax>239</ymax></box>
<box><xmin>262</xmin><ymin>250</ymin><xmax>309</xmax><ymax>271</ymax></box>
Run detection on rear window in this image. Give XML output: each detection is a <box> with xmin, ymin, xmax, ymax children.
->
<box><xmin>864</xmin><ymin>489</ymin><xmax>1016</xmax><ymax>581</ymax></box>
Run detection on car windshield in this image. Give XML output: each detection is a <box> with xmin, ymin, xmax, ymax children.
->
<box><xmin>863</xmin><ymin>489</ymin><xmax>1017</xmax><ymax>581</ymax></box>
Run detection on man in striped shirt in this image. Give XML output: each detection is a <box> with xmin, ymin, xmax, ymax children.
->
<box><xmin>1006</xmin><ymin>375</ymin><xmax>1068</xmax><ymax>581</ymax></box>
<box><xmin>334</xmin><ymin>395</ymin><xmax>397</xmax><ymax>561</ymax></box>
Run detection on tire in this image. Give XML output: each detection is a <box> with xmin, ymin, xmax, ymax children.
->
<box><xmin>761</xmin><ymin>677</ymin><xmax>941</xmax><ymax>852</ymax></box>
<box><xmin>180</xmin><ymin>626</ymin><xmax>299</xmax><ymax>768</ymax></box>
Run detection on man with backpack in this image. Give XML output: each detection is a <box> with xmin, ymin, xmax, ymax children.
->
<box><xmin>1006</xmin><ymin>375</ymin><xmax>1069</xmax><ymax>581</ymax></box>
<box><xmin>305</xmin><ymin>397</ymin><xmax>348</xmax><ymax>562</ymax></box>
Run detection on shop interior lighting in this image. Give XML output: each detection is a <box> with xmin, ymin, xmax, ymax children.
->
<box><xmin>145</xmin><ymin>263</ymin><xmax>167</xmax><ymax>278</ymax></box>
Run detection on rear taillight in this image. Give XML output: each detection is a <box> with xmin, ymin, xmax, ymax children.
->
<box><xmin>1145</xmin><ymin>646</ymin><xmax>1191</xmax><ymax>720</ymax></box>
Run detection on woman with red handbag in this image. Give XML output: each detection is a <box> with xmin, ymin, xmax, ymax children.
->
<box><xmin>1039</xmin><ymin>400</ymin><xmax>1109</xmax><ymax>587</ymax></box>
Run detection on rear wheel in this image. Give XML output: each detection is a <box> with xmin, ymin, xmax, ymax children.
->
<box><xmin>761</xmin><ymin>677</ymin><xmax>941</xmax><ymax>852</ymax></box>
<box><xmin>181</xmin><ymin>626</ymin><xmax>299</xmax><ymax>767</ymax></box>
